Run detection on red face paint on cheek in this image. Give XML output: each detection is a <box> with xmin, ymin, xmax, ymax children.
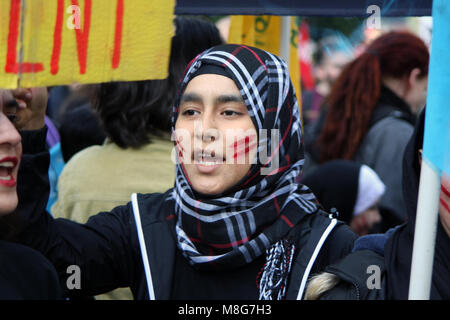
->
<box><xmin>441</xmin><ymin>184</ymin><xmax>450</xmax><ymax>197</ymax></box>
<box><xmin>441</xmin><ymin>185</ymin><xmax>450</xmax><ymax>214</ymax></box>
<box><xmin>229</xmin><ymin>135</ymin><xmax>257</xmax><ymax>162</ymax></box>
<box><xmin>441</xmin><ymin>197</ymin><xmax>450</xmax><ymax>214</ymax></box>
<box><xmin>175</xmin><ymin>139</ymin><xmax>186</xmax><ymax>163</ymax></box>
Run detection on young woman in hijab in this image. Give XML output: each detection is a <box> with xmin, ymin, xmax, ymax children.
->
<box><xmin>0</xmin><ymin>89</ymin><xmax>61</xmax><ymax>299</ymax></box>
<box><xmin>304</xmin><ymin>109</ymin><xmax>450</xmax><ymax>300</ymax></box>
<box><xmin>300</xmin><ymin>160</ymin><xmax>385</xmax><ymax>236</ymax></box>
<box><xmin>15</xmin><ymin>44</ymin><xmax>356</xmax><ymax>300</ymax></box>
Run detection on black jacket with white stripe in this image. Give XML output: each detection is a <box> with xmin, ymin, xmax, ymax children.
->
<box><xmin>16</xmin><ymin>127</ymin><xmax>357</xmax><ymax>299</ymax></box>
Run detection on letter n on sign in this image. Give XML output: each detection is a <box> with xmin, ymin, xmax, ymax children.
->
<box><xmin>0</xmin><ymin>0</ymin><xmax>175</xmax><ymax>88</ymax></box>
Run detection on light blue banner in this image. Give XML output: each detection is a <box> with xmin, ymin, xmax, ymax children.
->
<box><xmin>423</xmin><ymin>0</ymin><xmax>450</xmax><ymax>175</ymax></box>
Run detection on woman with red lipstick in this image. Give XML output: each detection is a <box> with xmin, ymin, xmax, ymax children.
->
<box><xmin>0</xmin><ymin>90</ymin><xmax>61</xmax><ymax>299</ymax></box>
<box><xmin>14</xmin><ymin>44</ymin><xmax>359</xmax><ymax>300</ymax></box>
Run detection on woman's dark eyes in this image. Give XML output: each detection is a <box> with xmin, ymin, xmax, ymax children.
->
<box><xmin>182</xmin><ymin>109</ymin><xmax>199</xmax><ymax>116</ymax></box>
<box><xmin>222</xmin><ymin>110</ymin><xmax>242</xmax><ymax>116</ymax></box>
<box><xmin>181</xmin><ymin>109</ymin><xmax>242</xmax><ymax>117</ymax></box>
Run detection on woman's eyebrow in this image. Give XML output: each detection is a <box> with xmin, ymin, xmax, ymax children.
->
<box><xmin>180</xmin><ymin>92</ymin><xmax>202</xmax><ymax>104</ymax></box>
<box><xmin>215</xmin><ymin>94</ymin><xmax>244</xmax><ymax>104</ymax></box>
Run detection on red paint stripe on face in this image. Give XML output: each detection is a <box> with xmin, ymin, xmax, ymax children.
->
<box><xmin>442</xmin><ymin>184</ymin><xmax>450</xmax><ymax>197</ymax></box>
<box><xmin>241</xmin><ymin>100</ymin><xmax>294</xmax><ymax>187</ymax></box>
<box><xmin>175</xmin><ymin>139</ymin><xmax>185</xmax><ymax>152</ymax></box>
<box><xmin>440</xmin><ymin>197</ymin><xmax>450</xmax><ymax>214</ymax></box>
<box><xmin>233</xmin><ymin>142</ymin><xmax>258</xmax><ymax>160</ymax></box>
<box><xmin>230</xmin><ymin>135</ymin><xmax>256</xmax><ymax>149</ymax></box>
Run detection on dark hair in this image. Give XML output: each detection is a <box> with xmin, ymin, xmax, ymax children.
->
<box><xmin>59</xmin><ymin>103</ymin><xmax>106</xmax><ymax>162</ymax></box>
<box><xmin>319</xmin><ymin>31</ymin><xmax>429</xmax><ymax>162</ymax></box>
<box><xmin>92</xmin><ymin>17</ymin><xmax>224</xmax><ymax>149</ymax></box>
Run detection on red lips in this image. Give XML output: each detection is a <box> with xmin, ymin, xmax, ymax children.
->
<box><xmin>0</xmin><ymin>156</ymin><xmax>19</xmax><ymax>188</ymax></box>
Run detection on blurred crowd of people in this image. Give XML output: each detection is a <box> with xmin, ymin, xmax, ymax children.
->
<box><xmin>0</xmin><ymin>15</ymin><xmax>448</xmax><ymax>301</ymax></box>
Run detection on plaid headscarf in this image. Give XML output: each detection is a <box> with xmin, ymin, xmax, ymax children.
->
<box><xmin>170</xmin><ymin>44</ymin><xmax>318</xmax><ymax>298</ymax></box>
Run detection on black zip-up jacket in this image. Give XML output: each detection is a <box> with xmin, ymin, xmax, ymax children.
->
<box><xmin>16</xmin><ymin>127</ymin><xmax>357</xmax><ymax>300</ymax></box>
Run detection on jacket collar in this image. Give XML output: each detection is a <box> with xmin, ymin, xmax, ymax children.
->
<box><xmin>371</xmin><ymin>85</ymin><xmax>416</xmax><ymax>126</ymax></box>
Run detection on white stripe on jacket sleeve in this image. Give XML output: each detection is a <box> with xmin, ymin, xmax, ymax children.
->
<box><xmin>131</xmin><ymin>193</ymin><xmax>156</xmax><ymax>300</ymax></box>
<box><xmin>297</xmin><ymin>218</ymin><xmax>338</xmax><ymax>300</ymax></box>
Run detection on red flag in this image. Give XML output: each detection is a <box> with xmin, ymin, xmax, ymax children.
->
<box><xmin>298</xmin><ymin>20</ymin><xmax>315</xmax><ymax>91</ymax></box>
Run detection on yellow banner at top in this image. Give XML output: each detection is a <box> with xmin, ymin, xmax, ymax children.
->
<box><xmin>0</xmin><ymin>0</ymin><xmax>175</xmax><ymax>88</ymax></box>
<box><xmin>228</xmin><ymin>15</ymin><xmax>302</xmax><ymax>114</ymax></box>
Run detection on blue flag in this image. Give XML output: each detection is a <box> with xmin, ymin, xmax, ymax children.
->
<box><xmin>423</xmin><ymin>0</ymin><xmax>450</xmax><ymax>175</ymax></box>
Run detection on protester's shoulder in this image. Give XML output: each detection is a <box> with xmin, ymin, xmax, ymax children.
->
<box><xmin>310</xmin><ymin>210</ymin><xmax>357</xmax><ymax>244</ymax></box>
<box><xmin>303</xmin><ymin>211</ymin><xmax>357</xmax><ymax>268</ymax></box>
<box><xmin>83</xmin><ymin>190</ymin><xmax>173</xmax><ymax>224</ymax></box>
<box><xmin>369</xmin><ymin>115</ymin><xmax>414</xmax><ymax>142</ymax></box>
<box><xmin>0</xmin><ymin>240</ymin><xmax>61</xmax><ymax>299</ymax></box>
<box><xmin>133</xmin><ymin>189</ymin><xmax>174</xmax><ymax>220</ymax></box>
<box><xmin>58</xmin><ymin>145</ymin><xmax>120</xmax><ymax>183</ymax></box>
<box><xmin>359</xmin><ymin>116</ymin><xmax>413</xmax><ymax>162</ymax></box>
<box><xmin>64</xmin><ymin>144</ymin><xmax>106</xmax><ymax>167</ymax></box>
<box><xmin>312</xmin><ymin>229</ymin><xmax>401</xmax><ymax>300</ymax></box>
<box><xmin>320</xmin><ymin>249</ymin><xmax>386</xmax><ymax>300</ymax></box>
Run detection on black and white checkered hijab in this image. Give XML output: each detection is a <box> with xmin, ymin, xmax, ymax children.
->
<box><xmin>170</xmin><ymin>44</ymin><xmax>318</xmax><ymax>299</ymax></box>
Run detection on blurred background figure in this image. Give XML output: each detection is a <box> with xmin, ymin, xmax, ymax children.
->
<box><xmin>301</xmin><ymin>160</ymin><xmax>385</xmax><ymax>236</ymax></box>
<box><xmin>46</xmin><ymin>102</ymin><xmax>106</xmax><ymax>213</ymax></box>
<box><xmin>50</xmin><ymin>16</ymin><xmax>224</xmax><ymax>300</ymax></box>
<box><xmin>302</xmin><ymin>36</ymin><xmax>354</xmax><ymax>132</ymax></box>
<box><xmin>302</xmin><ymin>36</ymin><xmax>355</xmax><ymax>167</ymax></box>
<box><xmin>45</xmin><ymin>84</ymin><xmax>106</xmax><ymax>214</ymax></box>
<box><xmin>305</xmin><ymin>31</ymin><xmax>429</xmax><ymax>232</ymax></box>
<box><xmin>58</xmin><ymin>103</ymin><xmax>106</xmax><ymax>165</ymax></box>
<box><xmin>305</xmin><ymin>109</ymin><xmax>449</xmax><ymax>300</ymax></box>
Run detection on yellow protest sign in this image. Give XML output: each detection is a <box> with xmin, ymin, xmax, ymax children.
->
<box><xmin>228</xmin><ymin>15</ymin><xmax>302</xmax><ymax>119</ymax></box>
<box><xmin>0</xmin><ymin>0</ymin><xmax>175</xmax><ymax>88</ymax></box>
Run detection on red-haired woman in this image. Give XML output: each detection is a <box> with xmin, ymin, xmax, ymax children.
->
<box><xmin>309</xmin><ymin>31</ymin><xmax>429</xmax><ymax>231</ymax></box>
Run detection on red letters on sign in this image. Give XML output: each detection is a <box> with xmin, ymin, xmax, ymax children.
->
<box><xmin>5</xmin><ymin>0</ymin><xmax>44</xmax><ymax>74</ymax></box>
<box><xmin>4</xmin><ymin>0</ymin><xmax>125</xmax><ymax>77</ymax></box>
<box><xmin>112</xmin><ymin>0</ymin><xmax>124</xmax><ymax>69</ymax></box>
<box><xmin>51</xmin><ymin>0</ymin><xmax>65</xmax><ymax>75</ymax></box>
<box><xmin>71</xmin><ymin>0</ymin><xmax>92</xmax><ymax>75</ymax></box>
